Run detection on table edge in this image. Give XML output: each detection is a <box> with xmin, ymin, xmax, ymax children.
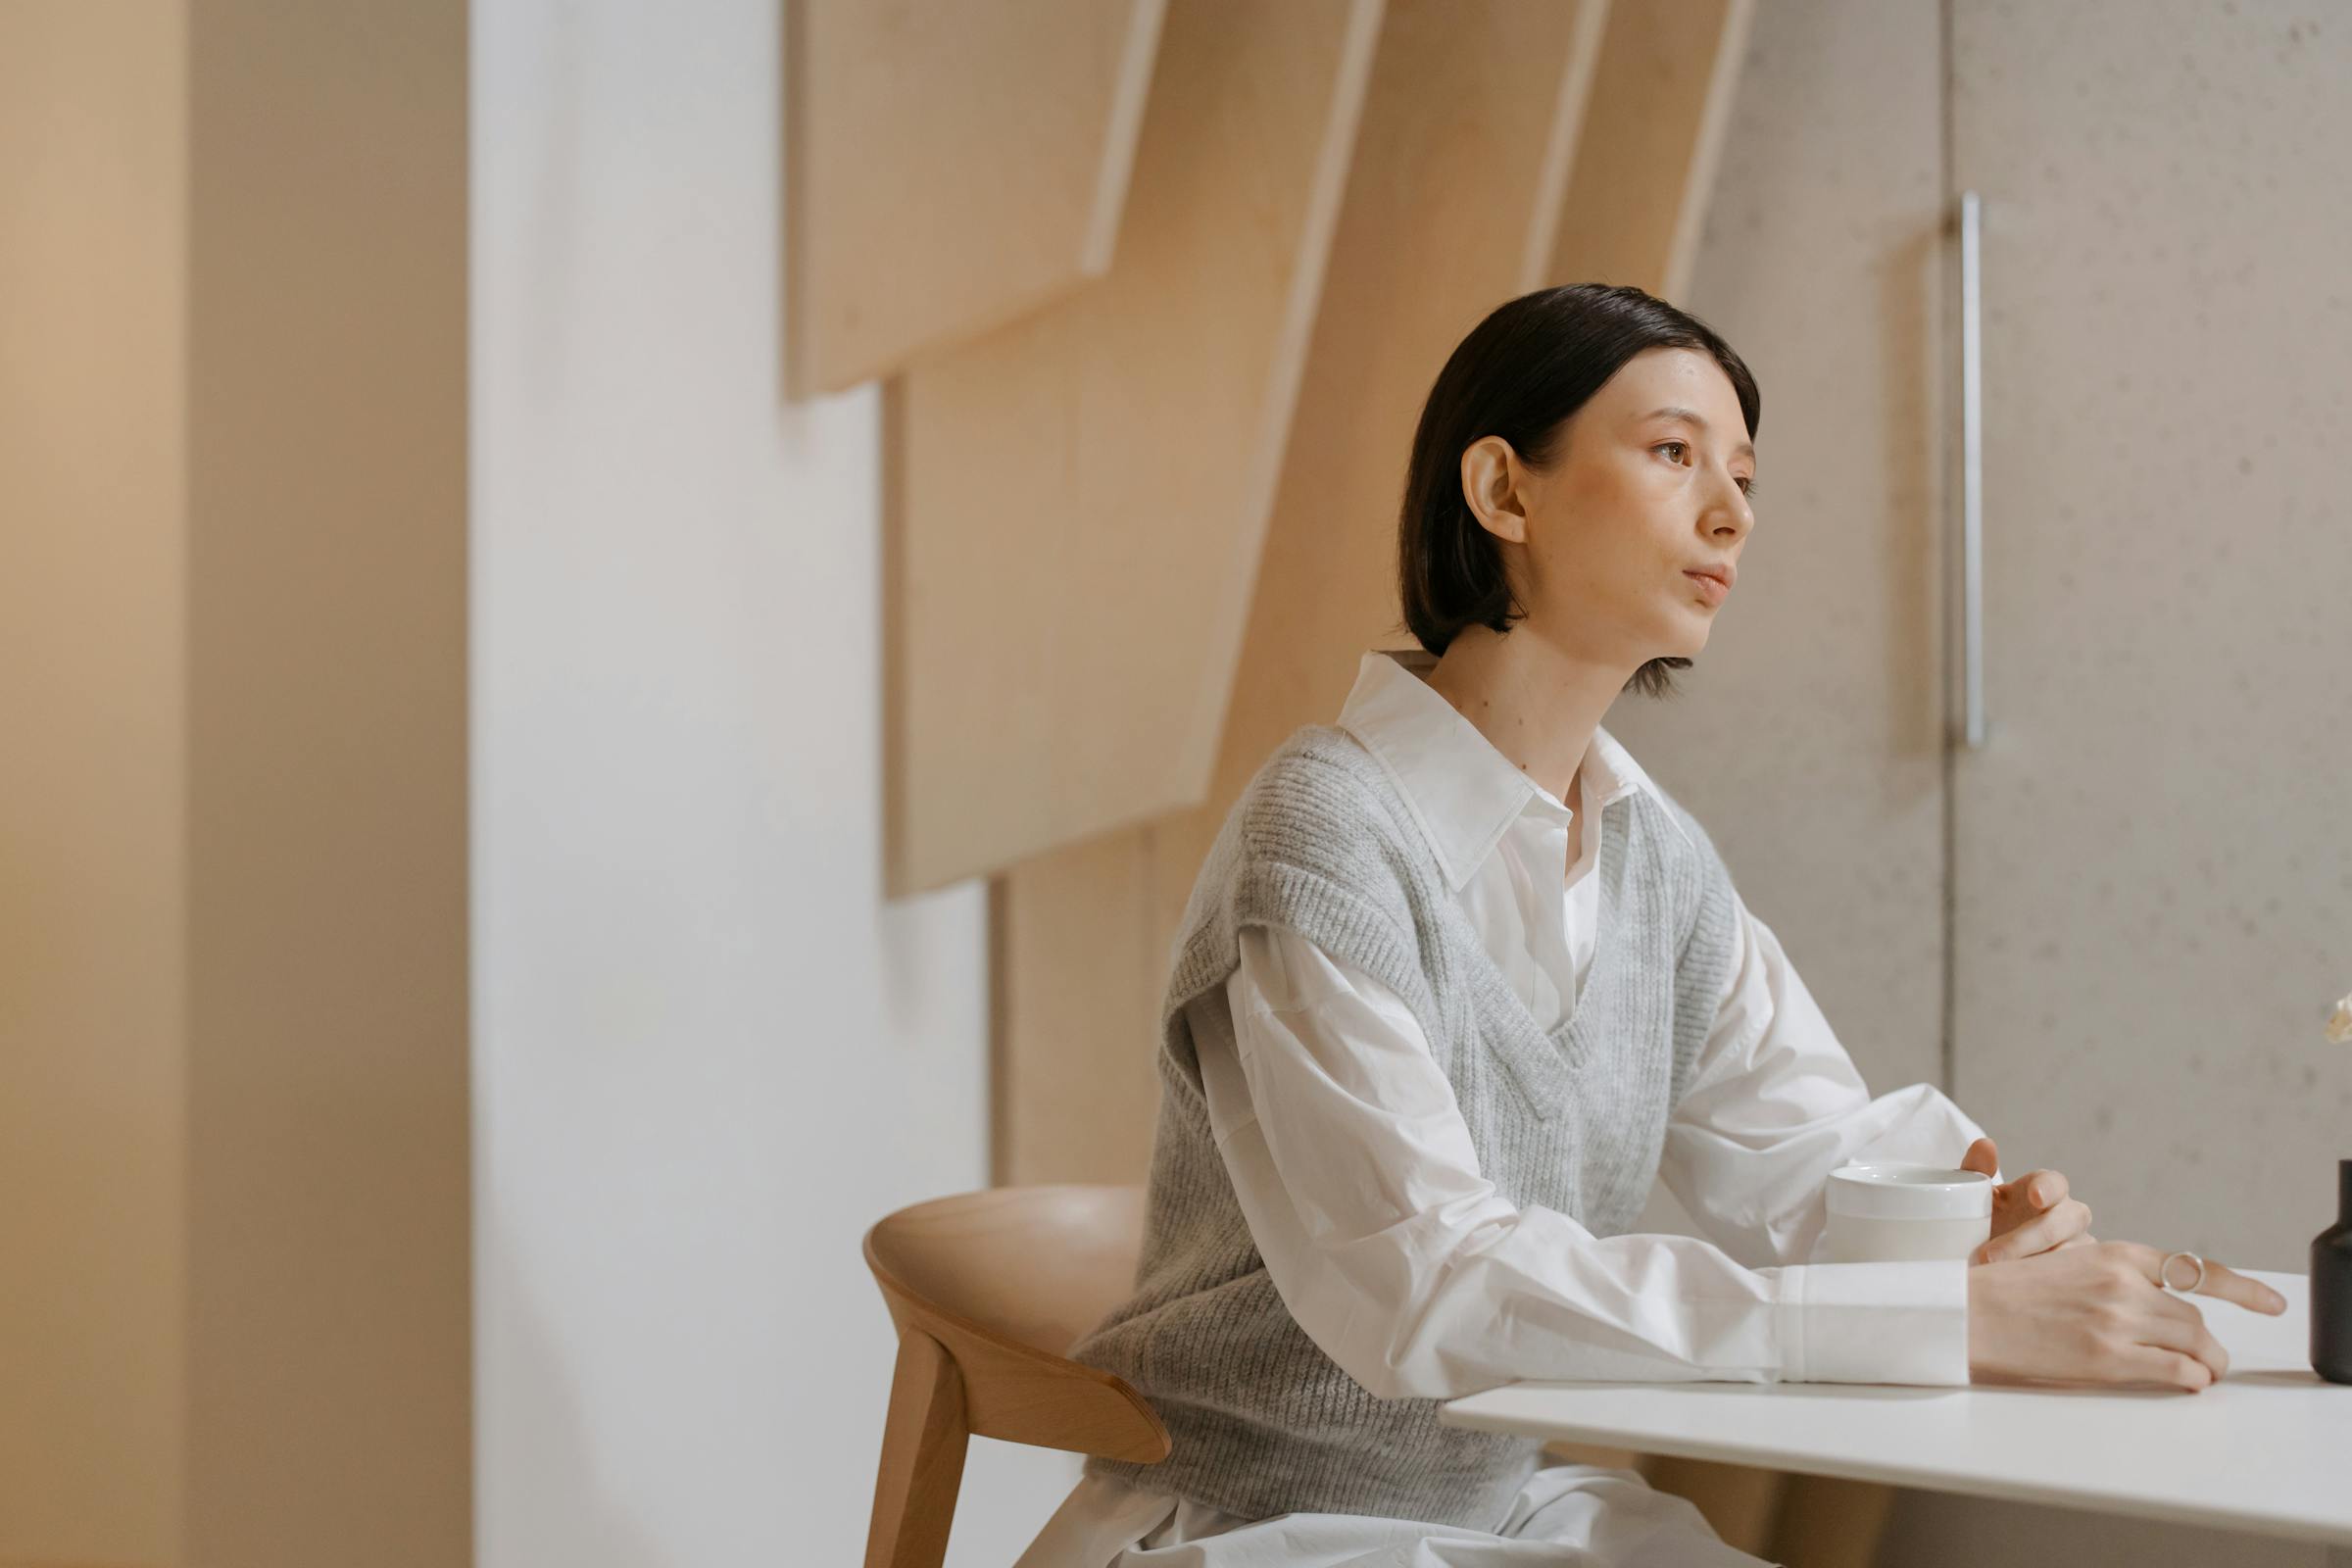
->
<box><xmin>1438</xmin><ymin>1270</ymin><xmax>2345</xmax><ymax>1545</ymax></box>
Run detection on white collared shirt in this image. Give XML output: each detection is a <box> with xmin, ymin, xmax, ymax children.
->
<box><xmin>1015</xmin><ymin>649</ymin><xmax>1988</xmax><ymax>1565</ymax></box>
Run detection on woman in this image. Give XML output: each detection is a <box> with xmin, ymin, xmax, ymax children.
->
<box><xmin>1013</xmin><ymin>284</ymin><xmax>2287</xmax><ymax>1567</ymax></box>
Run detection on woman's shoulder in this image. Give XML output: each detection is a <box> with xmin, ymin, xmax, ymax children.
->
<box><xmin>1176</xmin><ymin>725</ymin><xmax>1433</xmax><ymax>924</ymax></box>
<box><xmin>1231</xmin><ymin>723</ymin><xmax>1405</xmax><ymax>850</ymax></box>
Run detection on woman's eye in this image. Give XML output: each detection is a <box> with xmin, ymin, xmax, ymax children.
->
<box><xmin>1653</xmin><ymin>440</ymin><xmax>1755</xmax><ymax>497</ymax></box>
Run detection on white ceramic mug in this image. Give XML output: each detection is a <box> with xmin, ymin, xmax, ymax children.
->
<box><xmin>1824</xmin><ymin>1162</ymin><xmax>1993</xmax><ymax>1262</ymax></box>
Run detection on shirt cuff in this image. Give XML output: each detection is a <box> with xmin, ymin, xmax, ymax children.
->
<box><xmin>1776</xmin><ymin>1260</ymin><xmax>1970</xmax><ymax>1385</ymax></box>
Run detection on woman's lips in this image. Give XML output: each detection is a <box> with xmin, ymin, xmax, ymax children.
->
<box><xmin>1685</xmin><ymin>570</ymin><xmax>1730</xmax><ymax>606</ymax></box>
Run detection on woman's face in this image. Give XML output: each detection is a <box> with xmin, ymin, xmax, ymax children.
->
<box><xmin>1462</xmin><ymin>345</ymin><xmax>1756</xmax><ymax>665</ymax></box>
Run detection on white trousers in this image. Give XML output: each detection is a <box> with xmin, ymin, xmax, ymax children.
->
<box><xmin>1012</xmin><ymin>1464</ymin><xmax>1775</xmax><ymax>1568</ymax></box>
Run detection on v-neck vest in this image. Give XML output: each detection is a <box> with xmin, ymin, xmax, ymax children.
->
<box><xmin>1072</xmin><ymin>723</ymin><xmax>1741</xmax><ymax>1529</ymax></box>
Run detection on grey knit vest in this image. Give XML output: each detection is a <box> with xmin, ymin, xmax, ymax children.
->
<box><xmin>1070</xmin><ymin>721</ymin><xmax>1740</xmax><ymax>1531</ymax></box>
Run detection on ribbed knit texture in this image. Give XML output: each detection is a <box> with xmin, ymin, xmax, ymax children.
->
<box><xmin>1071</xmin><ymin>722</ymin><xmax>1740</xmax><ymax>1532</ymax></box>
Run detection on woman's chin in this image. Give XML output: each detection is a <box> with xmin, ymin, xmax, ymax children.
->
<box><xmin>1659</xmin><ymin>613</ymin><xmax>1712</xmax><ymax>657</ymax></box>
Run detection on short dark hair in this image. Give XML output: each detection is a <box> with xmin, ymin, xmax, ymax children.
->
<box><xmin>1396</xmin><ymin>283</ymin><xmax>1761</xmax><ymax>699</ymax></box>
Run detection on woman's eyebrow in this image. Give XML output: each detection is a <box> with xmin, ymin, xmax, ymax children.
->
<box><xmin>1642</xmin><ymin>405</ymin><xmax>1756</xmax><ymax>465</ymax></box>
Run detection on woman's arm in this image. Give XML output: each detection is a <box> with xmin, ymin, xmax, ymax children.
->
<box><xmin>1656</xmin><ymin>891</ymin><xmax>1994</xmax><ymax>1270</ymax></box>
<box><xmin>1195</xmin><ymin>923</ymin><xmax>1970</xmax><ymax>1401</ymax></box>
<box><xmin>1650</xmin><ymin>893</ymin><xmax>2275</xmax><ymax>1394</ymax></box>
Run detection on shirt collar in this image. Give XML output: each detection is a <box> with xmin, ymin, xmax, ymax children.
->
<box><xmin>1334</xmin><ymin>648</ymin><xmax>1694</xmax><ymax>890</ymax></box>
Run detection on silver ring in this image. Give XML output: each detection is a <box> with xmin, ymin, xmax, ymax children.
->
<box><xmin>2159</xmin><ymin>1250</ymin><xmax>2205</xmax><ymax>1294</ymax></box>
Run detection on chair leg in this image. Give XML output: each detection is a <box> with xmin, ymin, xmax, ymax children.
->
<box><xmin>864</xmin><ymin>1328</ymin><xmax>970</xmax><ymax>1568</ymax></box>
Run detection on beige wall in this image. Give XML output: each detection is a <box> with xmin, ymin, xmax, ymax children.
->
<box><xmin>0</xmin><ymin>4</ymin><xmax>188</xmax><ymax>1560</ymax></box>
<box><xmin>182</xmin><ymin>1</ymin><xmax>472</xmax><ymax>1563</ymax></box>
<box><xmin>0</xmin><ymin>2</ymin><xmax>471</xmax><ymax>1563</ymax></box>
<box><xmin>1656</xmin><ymin>2</ymin><xmax>2336</xmax><ymax>1563</ymax></box>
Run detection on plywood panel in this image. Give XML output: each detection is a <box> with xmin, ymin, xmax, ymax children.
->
<box><xmin>993</xmin><ymin>836</ymin><xmax>1164</xmax><ymax>1186</ymax></box>
<box><xmin>784</xmin><ymin>0</ymin><xmax>1164</xmax><ymax>396</ymax></box>
<box><xmin>999</xmin><ymin>0</ymin><xmax>1615</xmax><ymax>1186</ymax></box>
<box><xmin>1548</xmin><ymin>0</ymin><xmax>1756</xmax><ymax>299</ymax></box>
<box><xmin>888</xmin><ymin>0</ymin><xmax>1385</xmax><ymax>897</ymax></box>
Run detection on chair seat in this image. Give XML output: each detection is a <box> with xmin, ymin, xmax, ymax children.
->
<box><xmin>861</xmin><ymin>1185</ymin><xmax>1169</xmax><ymax>1568</ymax></box>
<box><xmin>866</xmin><ymin>1184</ymin><xmax>1149</xmax><ymax>1356</ymax></box>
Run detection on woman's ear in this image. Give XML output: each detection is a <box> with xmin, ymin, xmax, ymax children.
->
<box><xmin>1459</xmin><ymin>435</ymin><xmax>1530</xmax><ymax>545</ymax></box>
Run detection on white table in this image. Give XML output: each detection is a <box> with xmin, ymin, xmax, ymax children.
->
<box><xmin>1441</xmin><ymin>1270</ymin><xmax>2351</xmax><ymax>1557</ymax></box>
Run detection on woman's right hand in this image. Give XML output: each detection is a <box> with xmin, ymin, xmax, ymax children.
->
<box><xmin>1966</xmin><ymin>1240</ymin><xmax>2288</xmax><ymax>1392</ymax></box>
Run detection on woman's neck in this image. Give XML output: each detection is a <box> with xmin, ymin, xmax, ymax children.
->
<box><xmin>1422</xmin><ymin>624</ymin><xmax>1632</xmax><ymax>806</ymax></box>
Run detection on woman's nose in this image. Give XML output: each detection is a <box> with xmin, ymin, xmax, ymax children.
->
<box><xmin>1709</xmin><ymin>483</ymin><xmax>1752</xmax><ymax>539</ymax></box>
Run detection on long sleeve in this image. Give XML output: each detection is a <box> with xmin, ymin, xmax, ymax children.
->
<box><xmin>1657</xmin><ymin>892</ymin><xmax>1991</xmax><ymax>1269</ymax></box>
<box><xmin>1193</xmin><ymin>923</ymin><xmax>1974</xmax><ymax>1403</ymax></box>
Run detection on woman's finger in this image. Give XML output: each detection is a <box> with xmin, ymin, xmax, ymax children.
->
<box><xmin>2116</xmin><ymin>1242</ymin><xmax>2289</xmax><ymax>1315</ymax></box>
<box><xmin>2002</xmin><ymin>1168</ymin><xmax>2068</xmax><ymax>1211</ymax></box>
<box><xmin>2187</xmin><ymin>1259</ymin><xmax>2290</xmax><ymax>1315</ymax></box>
<box><xmin>2135</xmin><ymin>1294</ymin><xmax>2231</xmax><ymax>1381</ymax></box>
<box><xmin>2102</xmin><ymin>1342</ymin><xmax>2215</xmax><ymax>1393</ymax></box>
<box><xmin>1976</xmin><ymin>1198</ymin><xmax>2093</xmax><ymax>1262</ymax></box>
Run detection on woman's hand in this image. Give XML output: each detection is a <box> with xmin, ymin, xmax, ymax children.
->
<box><xmin>1961</xmin><ymin>1136</ymin><xmax>2095</xmax><ymax>1263</ymax></box>
<box><xmin>1967</xmin><ymin>1240</ymin><xmax>2288</xmax><ymax>1392</ymax></box>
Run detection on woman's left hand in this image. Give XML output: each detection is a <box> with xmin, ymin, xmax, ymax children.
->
<box><xmin>1960</xmin><ymin>1136</ymin><xmax>2096</xmax><ymax>1264</ymax></box>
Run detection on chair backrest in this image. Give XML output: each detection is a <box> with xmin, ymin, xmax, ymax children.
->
<box><xmin>860</xmin><ymin>1185</ymin><xmax>1169</xmax><ymax>1568</ymax></box>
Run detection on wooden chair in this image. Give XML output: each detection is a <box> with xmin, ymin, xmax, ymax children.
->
<box><xmin>860</xmin><ymin>1185</ymin><xmax>1170</xmax><ymax>1568</ymax></box>
<box><xmin>862</xmin><ymin>1186</ymin><xmax>1891</xmax><ymax>1567</ymax></box>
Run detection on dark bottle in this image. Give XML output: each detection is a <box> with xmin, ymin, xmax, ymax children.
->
<box><xmin>2317</xmin><ymin>1158</ymin><xmax>2352</xmax><ymax>1385</ymax></box>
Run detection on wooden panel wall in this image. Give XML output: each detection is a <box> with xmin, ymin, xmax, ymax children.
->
<box><xmin>884</xmin><ymin>0</ymin><xmax>1385</xmax><ymax>897</ymax></box>
<box><xmin>799</xmin><ymin>0</ymin><xmax>1756</xmax><ymax>1181</ymax></box>
<box><xmin>999</xmin><ymin>0</ymin><xmax>1614</xmax><ymax>1185</ymax></box>
<box><xmin>1550</xmin><ymin>0</ymin><xmax>1758</xmax><ymax>300</ymax></box>
<box><xmin>784</xmin><ymin>0</ymin><xmax>1164</xmax><ymax>397</ymax></box>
